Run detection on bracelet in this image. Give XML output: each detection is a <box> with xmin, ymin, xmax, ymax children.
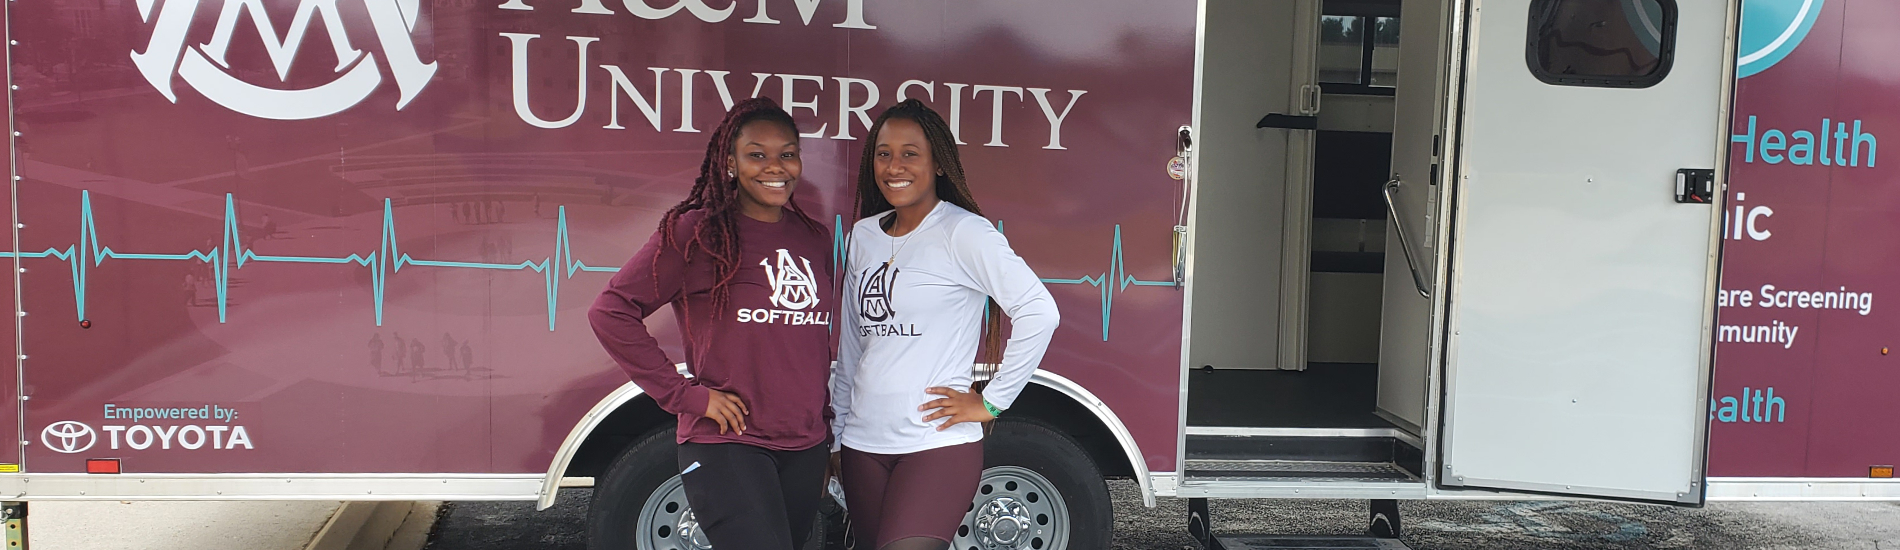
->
<box><xmin>983</xmin><ymin>399</ymin><xmax>1003</xmax><ymax>418</ymax></box>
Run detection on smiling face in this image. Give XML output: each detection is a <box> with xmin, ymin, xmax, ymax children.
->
<box><xmin>872</xmin><ymin>117</ymin><xmax>940</xmax><ymax>212</ymax></box>
<box><xmin>728</xmin><ymin>119</ymin><xmax>802</xmax><ymax>220</ymax></box>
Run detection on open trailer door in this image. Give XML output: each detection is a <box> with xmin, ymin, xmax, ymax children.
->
<box><xmin>1435</xmin><ymin>0</ymin><xmax>1739</xmax><ymax>505</ymax></box>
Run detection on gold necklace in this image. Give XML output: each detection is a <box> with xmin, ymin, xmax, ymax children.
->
<box><xmin>886</xmin><ymin>216</ymin><xmax>911</xmax><ymax>268</ymax></box>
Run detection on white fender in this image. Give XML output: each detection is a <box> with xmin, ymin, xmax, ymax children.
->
<box><xmin>539</xmin><ymin>370</ymin><xmax>1157</xmax><ymax>509</ymax></box>
<box><xmin>1027</xmin><ymin>370</ymin><xmax>1156</xmax><ymax>507</ymax></box>
<box><xmin>538</xmin><ymin>381</ymin><xmax>647</xmax><ymax>510</ymax></box>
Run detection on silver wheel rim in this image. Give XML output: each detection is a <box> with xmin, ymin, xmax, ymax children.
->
<box><xmin>635</xmin><ymin>474</ymin><xmax>712</xmax><ymax>550</ymax></box>
<box><xmin>955</xmin><ymin>465</ymin><xmax>1070</xmax><ymax>550</ymax></box>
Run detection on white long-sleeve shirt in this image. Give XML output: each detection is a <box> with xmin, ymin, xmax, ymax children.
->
<box><xmin>831</xmin><ymin>201</ymin><xmax>1060</xmax><ymax>454</ymax></box>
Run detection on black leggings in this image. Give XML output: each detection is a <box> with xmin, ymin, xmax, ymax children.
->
<box><xmin>678</xmin><ymin>440</ymin><xmax>830</xmax><ymax>550</ymax></box>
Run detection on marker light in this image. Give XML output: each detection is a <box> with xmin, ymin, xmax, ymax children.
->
<box><xmin>1872</xmin><ymin>465</ymin><xmax>1894</xmax><ymax>479</ymax></box>
<box><xmin>85</xmin><ymin>459</ymin><xmax>120</xmax><ymax>474</ymax></box>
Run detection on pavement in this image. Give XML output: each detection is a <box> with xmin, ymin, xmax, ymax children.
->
<box><xmin>26</xmin><ymin>500</ymin><xmax>340</xmax><ymax>550</ymax></box>
<box><xmin>23</xmin><ymin>499</ymin><xmax>438</xmax><ymax>550</ymax></box>
<box><xmin>426</xmin><ymin>490</ymin><xmax>588</xmax><ymax>550</ymax></box>
<box><xmin>17</xmin><ymin>481</ymin><xmax>1900</xmax><ymax>549</ymax></box>
<box><xmin>429</xmin><ymin>481</ymin><xmax>1900</xmax><ymax>550</ymax></box>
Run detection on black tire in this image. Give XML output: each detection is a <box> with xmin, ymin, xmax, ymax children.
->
<box><xmin>587</xmin><ymin>428</ymin><xmax>683</xmax><ymax>550</ymax></box>
<box><xmin>586</xmin><ymin>427</ymin><xmax>844</xmax><ymax>550</ymax></box>
<box><xmin>961</xmin><ymin>417</ymin><xmax>1115</xmax><ymax>550</ymax></box>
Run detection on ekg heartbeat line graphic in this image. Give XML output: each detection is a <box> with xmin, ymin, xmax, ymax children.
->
<box><xmin>833</xmin><ymin>214</ymin><xmax>850</xmax><ymax>276</ymax></box>
<box><xmin>11</xmin><ymin>191</ymin><xmax>620</xmax><ymax>331</ymax></box>
<box><xmin>17</xmin><ymin>195</ymin><xmax>1166</xmax><ymax>339</ymax></box>
<box><xmin>1037</xmin><ymin>225</ymin><xmax>1174</xmax><ymax>341</ymax></box>
<box><xmin>835</xmin><ymin>215</ymin><xmax>1171</xmax><ymax>341</ymax></box>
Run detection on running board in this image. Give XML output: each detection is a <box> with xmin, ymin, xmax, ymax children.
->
<box><xmin>1187</xmin><ymin>459</ymin><xmax>1418</xmax><ymax>481</ymax></box>
<box><xmin>1175</xmin><ymin>477</ymin><xmax>1427</xmax><ymax>499</ymax></box>
<box><xmin>1180</xmin><ymin>457</ymin><xmax>1425</xmax><ymax>499</ymax></box>
<box><xmin>1186</xmin><ymin>433</ymin><xmax>1424</xmax><ymax>477</ymax></box>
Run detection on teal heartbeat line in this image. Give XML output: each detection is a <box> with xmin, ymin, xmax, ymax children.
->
<box><xmin>19</xmin><ymin>196</ymin><xmax>1166</xmax><ymax>339</ymax></box>
<box><xmin>1036</xmin><ymin>225</ymin><xmax>1174</xmax><ymax>341</ymax></box>
<box><xmin>833</xmin><ymin>214</ymin><xmax>850</xmax><ymax>277</ymax></box>
<box><xmin>830</xmin><ymin>215</ymin><xmax>1170</xmax><ymax>341</ymax></box>
<box><xmin>11</xmin><ymin>191</ymin><xmax>620</xmax><ymax>331</ymax></box>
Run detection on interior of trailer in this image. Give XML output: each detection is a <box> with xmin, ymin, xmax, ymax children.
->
<box><xmin>1182</xmin><ymin>0</ymin><xmax>1441</xmax><ymax>485</ymax></box>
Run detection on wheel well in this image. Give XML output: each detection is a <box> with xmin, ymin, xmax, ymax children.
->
<box><xmin>559</xmin><ymin>383</ymin><xmax>1140</xmax><ymax>480</ymax></box>
<box><xmin>563</xmin><ymin>394</ymin><xmax>674</xmax><ymax>479</ymax></box>
<box><xmin>1006</xmin><ymin>383</ymin><xmax>1137</xmax><ymax>479</ymax></box>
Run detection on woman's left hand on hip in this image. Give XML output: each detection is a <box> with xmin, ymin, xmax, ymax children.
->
<box><xmin>920</xmin><ymin>386</ymin><xmax>994</xmax><ymax>430</ymax></box>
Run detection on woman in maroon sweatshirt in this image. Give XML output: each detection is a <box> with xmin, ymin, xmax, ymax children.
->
<box><xmin>588</xmin><ymin>97</ymin><xmax>835</xmax><ymax>549</ymax></box>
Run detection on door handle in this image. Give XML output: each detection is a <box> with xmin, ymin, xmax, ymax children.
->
<box><xmin>1675</xmin><ymin>168</ymin><xmax>1715</xmax><ymax>203</ymax></box>
<box><xmin>1172</xmin><ymin>126</ymin><xmax>1193</xmax><ymax>287</ymax></box>
<box><xmin>1382</xmin><ymin>178</ymin><xmax>1431</xmax><ymax>299</ymax></box>
<box><xmin>1256</xmin><ymin>113</ymin><xmax>1318</xmax><ymax>130</ymax></box>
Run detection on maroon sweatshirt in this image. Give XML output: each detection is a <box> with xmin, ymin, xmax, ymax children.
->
<box><xmin>588</xmin><ymin>210</ymin><xmax>835</xmax><ymax>450</ymax></box>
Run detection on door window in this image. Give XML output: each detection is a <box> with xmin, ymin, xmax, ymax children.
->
<box><xmin>1319</xmin><ymin>15</ymin><xmax>1367</xmax><ymax>84</ymax></box>
<box><xmin>1370</xmin><ymin>17</ymin><xmax>1401</xmax><ymax>86</ymax></box>
<box><xmin>1526</xmin><ymin>0</ymin><xmax>1677</xmax><ymax>88</ymax></box>
<box><xmin>1319</xmin><ymin>11</ymin><xmax>1402</xmax><ymax>95</ymax></box>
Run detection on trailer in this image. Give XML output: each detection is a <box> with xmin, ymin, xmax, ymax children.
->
<box><xmin>0</xmin><ymin>0</ymin><xmax>1890</xmax><ymax>547</ymax></box>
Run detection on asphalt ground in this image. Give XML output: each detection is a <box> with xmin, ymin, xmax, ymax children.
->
<box><xmin>426</xmin><ymin>481</ymin><xmax>1900</xmax><ymax>550</ymax></box>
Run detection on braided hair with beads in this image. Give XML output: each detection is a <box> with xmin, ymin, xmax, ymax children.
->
<box><xmin>654</xmin><ymin>97</ymin><xmax>825</xmax><ymax>324</ymax></box>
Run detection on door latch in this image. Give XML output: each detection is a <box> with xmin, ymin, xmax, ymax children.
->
<box><xmin>1675</xmin><ymin>169</ymin><xmax>1715</xmax><ymax>204</ymax></box>
<box><xmin>1258</xmin><ymin>85</ymin><xmax>1322</xmax><ymax>130</ymax></box>
<box><xmin>1256</xmin><ymin>113</ymin><xmax>1318</xmax><ymax>130</ymax></box>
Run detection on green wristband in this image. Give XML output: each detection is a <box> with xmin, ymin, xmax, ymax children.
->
<box><xmin>983</xmin><ymin>399</ymin><xmax>1003</xmax><ymax>417</ymax></box>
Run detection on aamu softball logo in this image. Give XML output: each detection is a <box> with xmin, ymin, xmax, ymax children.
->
<box><xmin>737</xmin><ymin>249</ymin><xmax>829</xmax><ymax>326</ymax></box>
<box><xmin>130</xmin><ymin>0</ymin><xmax>439</xmax><ymax>120</ymax></box>
<box><xmin>858</xmin><ymin>262</ymin><xmax>896</xmax><ymax>322</ymax></box>
<box><xmin>855</xmin><ymin>262</ymin><xmax>921</xmax><ymax>336</ymax></box>
<box><xmin>761</xmin><ymin>249</ymin><xmax>820</xmax><ymax>310</ymax></box>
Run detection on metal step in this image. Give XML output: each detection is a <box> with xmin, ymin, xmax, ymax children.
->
<box><xmin>1175</xmin><ymin>477</ymin><xmax>1425</xmax><ymax>499</ymax></box>
<box><xmin>1185</xmin><ymin>431</ymin><xmax>1424</xmax><ymax>477</ymax></box>
<box><xmin>1215</xmin><ymin>535</ymin><xmax>1410</xmax><ymax>549</ymax></box>
<box><xmin>1185</xmin><ymin>459</ymin><xmax>1419</xmax><ymax>482</ymax></box>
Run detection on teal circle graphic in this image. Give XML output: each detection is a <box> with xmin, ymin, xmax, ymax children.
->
<box><xmin>1737</xmin><ymin>0</ymin><xmax>1824</xmax><ymax>78</ymax></box>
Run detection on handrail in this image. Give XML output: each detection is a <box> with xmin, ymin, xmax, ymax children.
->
<box><xmin>1381</xmin><ymin>178</ymin><xmax>1431</xmax><ymax>299</ymax></box>
<box><xmin>1173</xmin><ymin>126</ymin><xmax>1193</xmax><ymax>287</ymax></box>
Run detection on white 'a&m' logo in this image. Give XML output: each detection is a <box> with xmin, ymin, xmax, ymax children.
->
<box><xmin>760</xmin><ymin>249</ymin><xmax>819</xmax><ymax>310</ymax></box>
<box><xmin>131</xmin><ymin>0</ymin><xmax>439</xmax><ymax>120</ymax></box>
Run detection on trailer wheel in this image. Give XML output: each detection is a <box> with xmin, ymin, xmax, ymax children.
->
<box><xmin>587</xmin><ymin>428</ymin><xmax>702</xmax><ymax>550</ymax></box>
<box><xmin>586</xmin><ymin>427</ymin><xmax>843</xmax><ymax>550</ymax></box>
<box><xmin>956</xmin><ymin>418</ymin><xmax>1114</xmax><ymax>550</ymax></box>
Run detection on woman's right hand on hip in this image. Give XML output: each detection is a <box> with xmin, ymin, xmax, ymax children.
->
<box><xmin>704</xmin><ymin>389</ymin><xmax>749</xmax><ymax>435</ymax></box>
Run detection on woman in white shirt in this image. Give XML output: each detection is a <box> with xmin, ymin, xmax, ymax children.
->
<box><xmin>831</xmin><ymin>99</ymin><xmax>1061</xmax><ymax>550</ymax></box>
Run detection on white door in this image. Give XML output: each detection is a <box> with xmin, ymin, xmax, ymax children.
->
<box><xmin>1184</xmin><ymin>0</ymin><xmax>1321</xmax><ymax>372</ymax></box>
<box><xmin>1437</xmin><ymin>0</ymin><xmax>1737</xmax><ymax>504</ymax></box>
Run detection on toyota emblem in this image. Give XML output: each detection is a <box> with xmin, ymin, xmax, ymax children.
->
<box><xmin>41</xmin><ymin>421</ymin><xmax>96</xmax><ymax>454</ymax></box>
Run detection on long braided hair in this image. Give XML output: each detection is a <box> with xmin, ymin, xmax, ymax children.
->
<box><xmin>656</xmin><ymin>97</ymin><xmax>824</xmax><ymax>321</ymax></box>
<box><xmin>853</xmin><ymin>99</ymin><xmax>1006</xmax><ymax>367</ymax></box>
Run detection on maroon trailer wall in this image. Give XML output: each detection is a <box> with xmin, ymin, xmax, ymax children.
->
<box><xmin>1710</xmin><ymin>0</ymin><xmax>1900</xmax><ymax>477</ymax></box>
<box><xmin>10</xmin><ymin>0</ymin><xmax>1193</xmax><ymax>474</ymax></box>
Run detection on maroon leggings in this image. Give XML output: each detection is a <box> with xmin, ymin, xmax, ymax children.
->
<box><xmin>839</xmin><ymin>441</ymin><xmax>984</xmax><ymax>549</ymax></box>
